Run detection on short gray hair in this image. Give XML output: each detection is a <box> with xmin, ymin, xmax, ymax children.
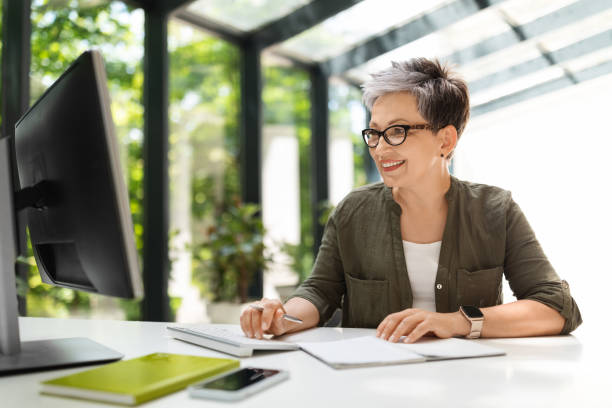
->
<box><xmin>362</xmin><ymin>58</ymin><xmax>470</xmax><ymax>142</ymax></box>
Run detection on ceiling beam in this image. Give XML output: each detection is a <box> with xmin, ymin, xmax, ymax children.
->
<box><xmin>172</xmin><ymin>9</ymin><xmax>247</xmax><ymax>45</ymax></box>
<box><xmin>443</xmin><ymin>0</ymin><xmax>612</xmax><ymax>66</ymax></box>
<box><xmin>471</xmin><ymin>59</ymin><xmax>612</xmax><ymax>117</ymax></box>
<box><xmin>163</xmin><ymin>0</ymin><xmax>196</xmax><ymax>13</ymax></box>
<box><xmin>123</xmin><ymin>0</ymin><xmax>194</xmax><ymax>11</ymax></box>
<box><xmin>469</xmin><ymin>29</ymin><xmax>612</xmax><ymax>94</ymax></box>
<box><xmin>320</xmin><ymin>0</ymin><xmax>503</xmax><ymax>76</ymax></box>
<box><xmin>251</xmin><ymin>0</ymin><xmax>364</xmax><ymax>48</ymax></box>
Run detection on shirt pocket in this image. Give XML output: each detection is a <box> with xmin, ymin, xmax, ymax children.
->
<box><xmin>345</xmin><ymin>273</ymin><xmax>389</xmax><ymax>328</ymax></box>
<box><xmin>456</xmin><ymin>266</ymin><xmax>503</xmax><ymax>308</ymax></box>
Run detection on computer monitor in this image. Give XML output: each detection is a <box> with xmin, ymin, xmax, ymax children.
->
<box><xmin>0</xmin><ymin>50</ymin><xmax>143</xmax><ymax>375</ymax></box>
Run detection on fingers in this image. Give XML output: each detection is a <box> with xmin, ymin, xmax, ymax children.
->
<box><xmin>387</xmin><ymin>316</ymin><xmax>420</xmax><ymax>342</ymax></box>
<box><xmin>240</xmin><ymin>306</ymin><xmax>253</xmax><ymax>338</ymax></box>
<box><xmin>377</xmin><ymin>310</ymin><xmax>421</xmax><ymax>342</ymax></box>
<box><xmin>269</xmin><ymin>308</ymin><xmax>287</xmax><ymax>336</ymax></box>
<box><xmin>260</xmin><ymin>299</ymin><xmax>284</xmax><ymax>332</ymax></box>
<box><xmin>252</xmin><ymin>307</ymin><xmax>262</xmax><ymax>339</ymax></box>
<box><xmin>240</xmin><ymin>298</ymin><xmax>285</xmax><ymax>339</ymax></box>
<box><xmin>377</xmin><ymin>310</ymin><xmax>433</xmax><ymax>342</ymax></box>
<box><xmin>376</xmin><ymin>316</ymin><xmax>390</xmax><ymax>337</ymax></box>
<box><xmin>403</xmin><ymin>321</ymin><xmax>429</xmax><ymax>344</ymax></box>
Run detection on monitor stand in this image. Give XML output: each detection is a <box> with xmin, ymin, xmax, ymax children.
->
<box><xmin>0</xmin><ymin>136</ymin><xmax>123</xmax><ymax>375</ymax></box>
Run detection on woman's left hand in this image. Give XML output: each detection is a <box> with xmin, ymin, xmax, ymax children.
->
<box><xmin>376</xmin><ymin>309</ymin><xmax>470</xmax><ymax>343</ymax></box>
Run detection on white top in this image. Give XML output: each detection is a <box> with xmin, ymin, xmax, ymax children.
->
<box><xmin>402</xmin><ymin>240</ymin><xmax>442</xmax><ymax>312</ymax></box>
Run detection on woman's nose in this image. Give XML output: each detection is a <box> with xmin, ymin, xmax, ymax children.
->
<box><xmin>374</xmin><ymin>137</ymin><xmax>392</xmax><ymax>156</ymax></box>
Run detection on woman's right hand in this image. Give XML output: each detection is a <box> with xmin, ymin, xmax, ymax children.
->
<box><xmin>240</xmin><ymin>298</ymin><xmax>288</xmax><ymax>339</ymax></box>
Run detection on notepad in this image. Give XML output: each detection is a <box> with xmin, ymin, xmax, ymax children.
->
<box><xmin>297</xmin><ymin>336</ymin><xmax>505</xmax><ymax>369</ymax></box>
<box><xmin>392</xmin><ymin>337</ymin><xmax>506</xmax><ymax>360</ymax></box>
<box><xmin>297</xmin><ymin>336</ymin><xmax>426</xmax><ymax>368</ymax></box>
<box><xmin>40</xmin><ymin>352</ymin><xmax>239</xmax><ymax>405</ymax></box>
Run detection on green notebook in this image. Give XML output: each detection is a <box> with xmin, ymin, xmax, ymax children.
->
<box><xmin>40</xmin><ymin>352</ymin><xmax>239</xmax><ymax>405</ymax></box>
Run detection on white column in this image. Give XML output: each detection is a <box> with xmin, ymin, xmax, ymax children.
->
<box><xmin>262</xmin><ymin>124</ymin><xmax>300</xmax><ymax>298</ymax></box>
<box><xmin>329</xmin><ymin>128</ymin><xmax>354</xmax><ymax>206</ymax></box>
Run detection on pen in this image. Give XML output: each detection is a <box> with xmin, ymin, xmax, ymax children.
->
<box><xmin>249</xmin><ymin>305</ymin><xmax>303</xmax><ymax>324</ymax></box>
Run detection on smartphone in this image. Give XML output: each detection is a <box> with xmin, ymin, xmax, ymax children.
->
<box><xmin>188</xmin><ymin>367</ymin><xmax>289</xmax><ymax>401</ymax></box>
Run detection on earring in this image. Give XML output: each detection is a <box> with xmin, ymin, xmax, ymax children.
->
<box><xmin>440</xmin><ymin>154</ymin><xmax>444</xmax><ymax>158</ymax></box>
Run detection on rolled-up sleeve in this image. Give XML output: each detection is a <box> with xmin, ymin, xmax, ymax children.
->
<box><xmin>287</xmin><ymin>210</ymin><xmax>346</xmax><ymax>326</ymax></box>
<box><xmin>504</xmin><ymin>197</ymin><xmax>582</xmax><ymax>334</ymax></box>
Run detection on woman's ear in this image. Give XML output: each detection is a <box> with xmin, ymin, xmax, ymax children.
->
<box><xmin>439</xmin><ymin>125</ymin><xmax>458</xmax><ymax>156</ymax></box>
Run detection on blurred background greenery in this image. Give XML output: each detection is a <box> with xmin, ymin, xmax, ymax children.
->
<box><xmin>11</xmin><ymin>0</ymin><xmax>365</xmax><ymax>321</ymax></box>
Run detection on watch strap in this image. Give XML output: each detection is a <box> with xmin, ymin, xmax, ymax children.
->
<box><xmin>460</xmin><ymin>306</ymin><xmax>484</xmax><ymax>339</ymax></box>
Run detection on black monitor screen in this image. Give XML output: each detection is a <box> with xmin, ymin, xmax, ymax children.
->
<box><xmin>14</xmin><ymin>50</ymin><xmax>142</xmax><ymax>299</ymax></box>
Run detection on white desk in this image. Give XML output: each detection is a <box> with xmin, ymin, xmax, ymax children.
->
<box><xmin>1</xmin><ymin>317</ymin><xmax>610</xmax><ymax>407</ymax></box>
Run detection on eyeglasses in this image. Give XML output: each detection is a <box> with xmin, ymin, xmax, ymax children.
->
<box><xmin>362</xmin><ymin>124</ymin><xmax>433</xmax><ymax>148</ymax></box>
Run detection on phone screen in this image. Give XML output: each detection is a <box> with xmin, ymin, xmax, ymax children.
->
<box><xmin>199</xmin><ymin>368</ymin><xmax>280</xmax><ymax>391</ymax></box>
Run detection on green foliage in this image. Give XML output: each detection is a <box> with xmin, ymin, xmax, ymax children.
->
<box><xmin>21</xmin><ymin>1</ymin><xmax>366</xmax><ymax>319</ymax></box>
<box><xmin>192</xmin><ymin>198</ymin><xmax>268</xmax><ymax>303</ymax></box>
<box><xmin>26</xmin><ymin>0</ymin><xmax>144</xmax><ymax>320</ymax></box>
<box><xmin>263</xmin><ymin>65</ymin><xmax>314</xmax><ymax>282</ymax></box>
<box><xmin>281</xmin><ymin>200</ymin><xmax>334</xmax><ymax>283</ymax></box>
<box><xmin>329</xmin><ymin>82</ymin><xmax>368</xmax><ymax>187</ymax></box>
<box><xmin>22</xmin><ymin>235</ymin><xmax>92</xmax><ymax>318</ymax></box>
<box><xmin>168</xmin><ymin>23</ymin><xmax>243</xmax><ymax>307</ymax></box>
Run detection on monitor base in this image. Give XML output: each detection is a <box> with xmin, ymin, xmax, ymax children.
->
<box><xmin>0</xmin><ymin>337</ymin><xmax>123</xmax><ymax>376</ymax></box>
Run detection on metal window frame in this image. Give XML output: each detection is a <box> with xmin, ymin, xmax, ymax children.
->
<box><xmin>141</xmin><ymin>5</ymin><xmax>171</xmax><ymax>321</ymax></box>
<box><xmin>320</xmin><ymin>0</ymin><xmax>502</xmax><ymax>76</ymax></box>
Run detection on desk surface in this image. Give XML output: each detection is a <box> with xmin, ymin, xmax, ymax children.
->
<box><xmin>1</xmin><ymin>317</ymin><xmax>610</xmax><ymax>407</ymax></box>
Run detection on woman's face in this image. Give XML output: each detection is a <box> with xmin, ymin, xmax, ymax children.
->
<box><xmin>368</xmin><ymin>91</ymin><xmax>451</xmax><ymax>188</ymax></box>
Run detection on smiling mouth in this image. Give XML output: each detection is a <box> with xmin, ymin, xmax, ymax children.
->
<box><xmin>381</xmin><ymin>160</ymin><xmax>405</xmax><ymax>171</ymax></box>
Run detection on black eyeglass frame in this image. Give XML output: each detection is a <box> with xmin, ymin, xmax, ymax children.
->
<box><xmin>361</xmin><ymin>124</ymin><xmax>434</xmax><ymax>148</ymax></box>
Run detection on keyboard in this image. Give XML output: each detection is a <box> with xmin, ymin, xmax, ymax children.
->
<box><xmin>166</xmin><ymin>324</ymin><xmax>299</xmax><ymax>357</ymax></box>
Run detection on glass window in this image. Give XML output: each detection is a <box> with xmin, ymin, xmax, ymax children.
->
<box><xmin>498</xmin><ymin>0</ymin><xmax>578</xmax><ymax>26</ymax></box>
<box><xmin>349</xmin><ymin>7</ymin><xmax>509</xmax><ymax>83</ymax></box>
<box><xmin>185</xmin><ymin>0</ymin><xmax>312</xmax><ymax>32</ymax></box>
<box><xmin>470</xmin><ymin>65</ymin><xmax>565</xmax><ymax>107</ymax></box>
<box><xmin>261</xmin><ymin>53</ymin><xmax>312</xmax><ymax>293</ymax></box>
<box><xmin>277</xmin><ymin>0</ymin><xmax>451</xmax><ymax>62</ymax></box>
<box><xmin>536</xmin><ymin>9</ymin><xmax>612</xmax><ymax>53</ymax></box>
<box><xmin>28</xmin><ymin>0</ymin><xmax>144</xmax><ymax>320</ymax></box>
<box><xmin>562</xmin><ymin>46</ymin><xmax>612</xmax><ymax>74</ymax></box>
<box><xmin>167</xmin><ymin>19</ymin><xmax>240</xmax><ymax>322</ymax></box>
<box><xmin>458</xmin><ymin>42</ymin><xmax>542</xmax><ymax>84</ymax></box>
<box><xmin>328</xmin><ymin>78</ymin><xmax>369</xmax><ymax>202</ymax></box>
<box><xmin>345</xmin><ymin>1</ymin><xmax>612</xmax><ymax>107</ymax></box>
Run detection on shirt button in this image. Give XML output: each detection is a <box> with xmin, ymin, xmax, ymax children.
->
<box><xmin>436</xmin><ymin>283</ymin><xmax>443</xmax><ymax>290</ymax></box>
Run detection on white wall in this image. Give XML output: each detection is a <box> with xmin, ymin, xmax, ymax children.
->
<box><xmin>454</xmin><ymin>73</ymin><xmax>612</xmax><ymax>336</ymax></box>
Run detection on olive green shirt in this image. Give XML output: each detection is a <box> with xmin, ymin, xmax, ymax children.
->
<box><xmin>289</xmin><ymin>176</ymin><xmax>582</xmax><ymax>334</ymax></box>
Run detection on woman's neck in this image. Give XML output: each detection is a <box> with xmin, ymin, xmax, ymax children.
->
<box><xmin>392</xmin><ymin>170</ymin><xmax>451</xmax><ymax>213</ymax></box>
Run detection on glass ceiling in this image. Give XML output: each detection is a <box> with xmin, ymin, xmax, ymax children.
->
<box><xmin>274</xmin><ymin>0</ymin><xmax>453</xmax><ymax>63</ymax></box>
<box><xmin>177</xmin><ymin>0</ymin><xmax>612</xmax><ymax>112</ymax></box>
<box><xmin>341</xmin><ymin>0</ymin><xmax>612</xmax><ymax>108</ymax></box>
<box><xmin>186</xmin><ymin>0</ymin><xmax>312</xmax><ymax>32</ymax></box>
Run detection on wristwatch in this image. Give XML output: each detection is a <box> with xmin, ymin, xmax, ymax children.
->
<box><xmin>459</xmin><ymin>306</ymin><xmax>484</xmax><ymax>339</ymax></box>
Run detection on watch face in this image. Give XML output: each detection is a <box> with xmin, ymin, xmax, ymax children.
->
<box><xmin>461</xmin><ymin>305</ymin><xmax>484</xmax><ymax>318</ymax></box>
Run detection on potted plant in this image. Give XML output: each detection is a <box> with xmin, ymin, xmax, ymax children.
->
<box><xmin>275</xmin><ymin>200</ymin><xmax>335</xmax><ymax>301</ymax></box>
<box><xmin>192</xmin><ymin>198</ymin><xmax>269</xmax><ymax>323</ymax></box>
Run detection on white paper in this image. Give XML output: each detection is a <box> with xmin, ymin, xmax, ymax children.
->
<box><xmin>392</xmin><ymin>337</ymin><xmax>505</xmax><ymax>359</ymax></box>
<box><xmin>297</xmin><ymin>336</ymin><xmax>426</xmax><ymax>368</ymax></box>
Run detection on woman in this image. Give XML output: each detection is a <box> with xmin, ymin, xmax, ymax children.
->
<box><xmin>240</xmin><ymin>58</ymin><xmax>582</xmax><ymax>343</ymax></box>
